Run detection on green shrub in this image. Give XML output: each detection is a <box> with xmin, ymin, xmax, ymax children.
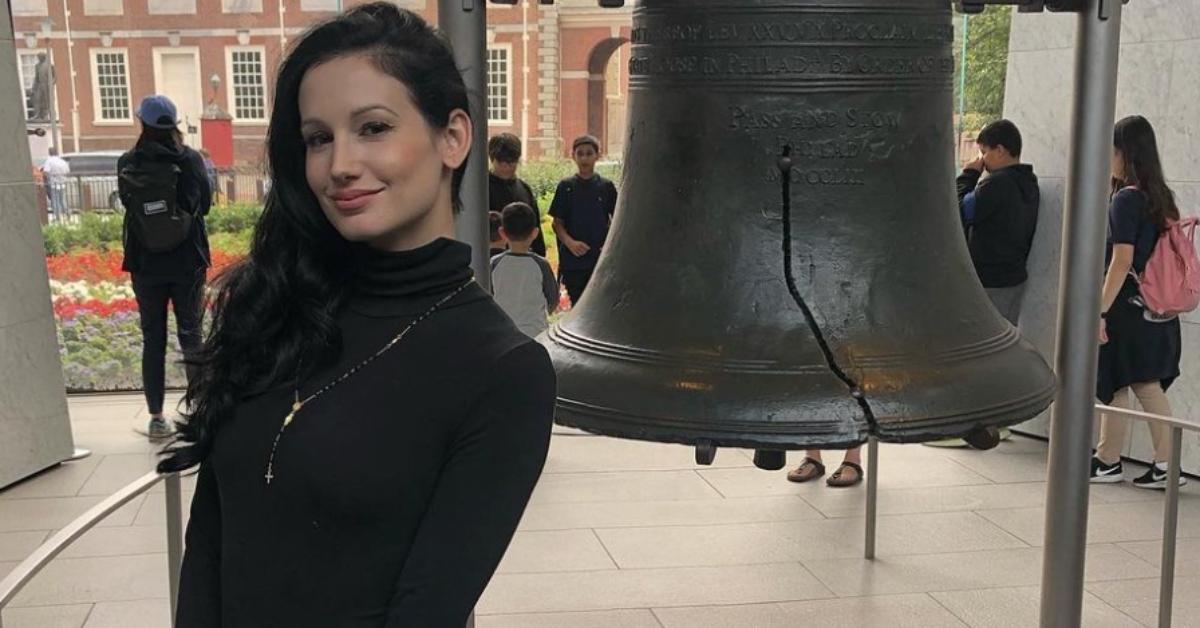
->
<box><xmin>42</xmin><ymin>213</ymin><xmax>124</xmax><ymax>254</ymax></box>
<box><xmin>520</xmin><ymin>159</ymin><xmax>622</xmax><ymax>198</ymax></box>
<box><xmin>208</xmin><ymin>229</ymin><xmax>254</xmax><ymax>256</ymax></box>
<box><xmin>43</xmin><ymin>203</ymin><xmax>264</xmax><ymax>255</ymax></box>
<box><xmin>206</xmin><ymin>203</ymin><xmax>262</xmax><ymax>234</ymax></box>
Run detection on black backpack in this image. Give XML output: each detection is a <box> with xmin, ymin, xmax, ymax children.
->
<box><xmin>119</xmin><ymin>157</ymin><xmax>192</xmax><ymax>253</ymax></box>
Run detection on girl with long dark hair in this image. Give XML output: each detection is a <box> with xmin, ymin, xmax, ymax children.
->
<box><xmin>119</xmin><ymin>95</ymin><xmax>212</xmax><ymax>439</ymax></box>
<box><xmin>160</xmin><ymin>5</ymin><xmax>556</xmax><ymax>625</ymax></box>
<box><xmin>1089</xmin><ymin>115</ymin><xmax>1184</xmax><ymax>489</ymax></box>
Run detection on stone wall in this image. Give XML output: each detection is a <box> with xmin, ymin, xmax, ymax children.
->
<box><xmin>0</xmin><ymin>0</ymin><xmax>74</xmax><ymax>488</ymax></box>
<box><xmin>1005</xmin><ymin>1</ymin><xmax>1200</xmax><ymax>467</ymax></box>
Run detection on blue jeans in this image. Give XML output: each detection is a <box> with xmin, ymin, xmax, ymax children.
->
<box><xmin>47</xmin><ymin>185</ymin><xmax>68</xmax><ymax>221</ymax></box>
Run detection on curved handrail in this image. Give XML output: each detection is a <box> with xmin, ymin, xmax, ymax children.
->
<box><xmin>1094</xmin><ymin>404</ymin><xmax>1200</xmax><ymax>433</ymax></box>
<box><xmin>1094</xmin><ymin>403</ymin><xmax>1191</xmax><ymax>628</ymax></box>
<box><xmin>0</xmin><ymin>471</ymin><xmax>183</xmax><ymax>628</ymax></box>
<box><xmin>0</xmin><ymin>470</ymin><xmax>473</xmax><ymax>628</ymax></box>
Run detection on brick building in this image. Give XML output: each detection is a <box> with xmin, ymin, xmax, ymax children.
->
<box><xmin>12</xmin><ymin>0</ymin><xmax>631</xmax><ymax>167</ymax></box>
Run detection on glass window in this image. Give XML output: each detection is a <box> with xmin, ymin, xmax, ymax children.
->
<box><xmin>227</xmin><ymin>47</ymin><xmax>268</xmax><ymax>121</ymax></box>
<box><xmin>91</xmin><ymin>49</ymin><xmax>131</xmax><ymax>121</ymax></box>
<box><xmin>487</xmin><ymin>46</ymin><xmax>510</xmax><ymax>124</ymax></box>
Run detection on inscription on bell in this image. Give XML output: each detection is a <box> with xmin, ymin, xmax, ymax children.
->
<box><xmin>729</xmin><ymin>106</ymin><xmax>902</xmax><ymax>131</ymax></box>
<box><xmin>629</xmin><ymin>52</ymin><xmax>954</xmax><ymax>78</ymax></box>
<box><xmin>631</xmin><ymin>19</ymin><xmax>953</xmax><ymax>45</ymax></box>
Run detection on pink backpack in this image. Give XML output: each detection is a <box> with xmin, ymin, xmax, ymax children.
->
<box><xmin>1138</xmin><ymin>216</ymin><xmax>1200</xmax><ymax>318</ymax></box>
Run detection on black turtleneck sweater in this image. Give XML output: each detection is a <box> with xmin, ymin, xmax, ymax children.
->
<box><xmin>176</xmin><ymin>238</ymin><xmax>556</xmax><ymax>628</ymax></box>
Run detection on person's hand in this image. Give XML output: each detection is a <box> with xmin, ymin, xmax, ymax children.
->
<box><xmin>567</xmin><ymin>240</ymin><xmax>591</xmax><ymax>257</ymax></box>
<box><xmin>964</xmin><ymin>155</ymin><xmax>985</xmax><ymax>172</ymax></box>
<box><xmin>1099</xmin><ymin>317</ymin><xmax>1109</xmax><ymax>345</ymax></box>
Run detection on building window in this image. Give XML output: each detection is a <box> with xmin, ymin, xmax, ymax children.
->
<box><xmin>91</xmin><ymin>49</ymin><xmax>131</xmax><ymax>122</ymax></box>
<box><xmin>486</xmin><ymin>46</ymin><xmax>511</xmax><ymax>124</ymax></box>
<box><xmin>17</xmin><ymin>51</ymin><xmax>42</xmax><ymax>120</ymax></box>
<box><xmin>227</xmin><ymin>47</ymin><xmax>267</xmax><ymax>122</ymax></box>
<box><xmin>299</xmin><ymin>0</ymin><xmax>337</xmax><ymax>11</ymax></box>
<box><xmin>83</xmin><ymin>0</ymin><xmax>123</xmax><ymax>16</ymax></box>
<box><xmin>221</xmin><ymin>0</ymin><xmax>261</xmax><ymax>12</ymax></box>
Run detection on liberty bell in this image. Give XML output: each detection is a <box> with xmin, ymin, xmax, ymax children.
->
<box><xmin>544</xmin><ymin>0</ymin><xmax>1056</xmax><ymax>468</ymax></box>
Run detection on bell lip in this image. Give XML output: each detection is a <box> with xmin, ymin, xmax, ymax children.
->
<box><xmin>552</xmin><ymin>379</ymin><xmax>1056</xmax><ymax>450</ymax></box>
<box><xmin>553</xmin><ymin>413</ymin><xmax>868</xmax><ymax>452</ymax></box>
<box><xmin>547</xmin><ymin>324</ymin><xmax>1028</xmax><ymax>372</ymax></box>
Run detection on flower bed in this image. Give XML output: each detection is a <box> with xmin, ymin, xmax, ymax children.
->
<box><xmin>45</xmin><ymin>208</ymin><xmax>254</xmax><ymax>392</ymax></box>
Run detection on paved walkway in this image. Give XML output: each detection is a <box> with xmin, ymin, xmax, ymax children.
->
<box><xmin>2</xmin><ymin>394</ymin><xmax>1198</xmax><ymax>627</ymax></box>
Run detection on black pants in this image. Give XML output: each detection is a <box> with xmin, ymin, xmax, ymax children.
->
<box><xmin>131</xmin><ymin>271</ymin><xmax>205</xmax><ymax>414</ymax></box>
<box><xmin>560</xmin><ymin>268</ymin><xmax>595</xmax><ymax>307</ymax></box>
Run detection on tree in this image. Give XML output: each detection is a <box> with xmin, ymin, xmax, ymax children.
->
<box><xmin>954</xmin><ymin>5</ymin><xmax>1014</xmax><ymax>133</ymax></box>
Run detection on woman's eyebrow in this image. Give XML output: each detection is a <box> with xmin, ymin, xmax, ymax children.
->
<box><xmin>351</xmin><ymin>104</ymin><xmax>399</xmax><ymax>117</ymax></box>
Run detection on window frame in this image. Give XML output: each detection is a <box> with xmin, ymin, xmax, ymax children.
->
<box><xmin>225</xmin><ymin>45</ymin><xmax>270</xmax><ymax>124</ymax></box>
<box><xmin>16</xmin><ymin>49</ymin><xmax>45</xmax><ymax>121</ymax></box>
<box><xmin>89</xmin><ymin>47</ymin><xmax>134</xmax><ymax>126</ymax></box>
<box><xmin>486</xmin><ymin>43</ymin><xmax>513</xmax><ymax>126</ymax></box>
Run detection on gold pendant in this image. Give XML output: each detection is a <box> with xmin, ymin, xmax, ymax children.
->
<box><xmin>283</xmin><ymin>401</ymin><xmax>302</xmax><ymax>427</ymax></box>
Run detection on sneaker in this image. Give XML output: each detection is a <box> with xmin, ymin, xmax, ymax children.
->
<box><xmin>146</xmin><ymin>417</ymin><xmax>173</xmax><ymax>440</ymax></box>
<box><xmin>1090</xmin><ymin>457</ymin><xmax>1124</xmax><ymax>483</ymax></box>
<box><xmin>1131</xmin><ymin>463</ymin><xmax>1188</xmax><ymax>490</ymax></box>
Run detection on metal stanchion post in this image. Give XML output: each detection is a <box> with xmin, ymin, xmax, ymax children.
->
<box><xmin>165</xmin><ymin>473</ymin><xmax>184</xmax><ymax>627</ymax></box>
<box><xmin>1038</xmin><ymin>1</ymin><xmax>1123</xmax><ymax>626</ymax></box>
<box><xmin>439</xmin><ymin>6</ymin><xmax>487</xmax><ymax>626</ymax></box>
<box><xmin>439</xmin><ymin>0</ymin><xmax>492</xmax><ymax>292</ymax></box>
<box><xmin>1159</xmin><ymin>426</ymin><xmax>1183</xmax><ymax>628</ymax></box>
<box><xmin>864</xmin><ymin>437</ymin><xmax>879</xmax><ymax>560</ymax></box>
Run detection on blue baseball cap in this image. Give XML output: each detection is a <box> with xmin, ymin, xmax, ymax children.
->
<box><xmin>137</xmin><ymin>95</ymin><xmax>179</xmax><ymax>129</ymax></box>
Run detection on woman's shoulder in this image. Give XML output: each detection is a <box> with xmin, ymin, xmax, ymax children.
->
<box><xmin>1113</xmin><ymin>186</ymin><xmax>1147</xmax><ymax>203</ymax></box>
<box><xmin>1110</xmin><ymin>186</ymin><xmax>1149</xmax><ymax>214</ymax></box>
<box><xmin>449</xmin><ymin>290</ymin><xmax>541</xmax><ymax>353</ymax></box>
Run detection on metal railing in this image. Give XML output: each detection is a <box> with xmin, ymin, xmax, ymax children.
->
<box><xmin>1093</xmin><ymin>404</ymin><xmax>1190</xmax><ymax>628</ymax></box>
<box><xmin>0</xmin><ymin>471</ymin><xmax>184</xmax><ymax>628</ymax></box>
<box><xmin>861</xmin><ymin>403</ymin><xmax>1193</xmax><ymax>628</ymax></box>
<box><xmin>36</xmin><ymin>172</ymin><xmax>273</xmax><ymax>222</ymax></box>
<box><xmin>0</xmin><ymin>470</ymin><xmax>478</xmax><ymax>627</ymax></box>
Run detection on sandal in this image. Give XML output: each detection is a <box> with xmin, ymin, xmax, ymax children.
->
<box><xmin>826</xmin><ymin>461</ymin><xmax>864</xmax><ymax>488</ymax></box>
<box><xmin>786</xmin><ymin>457</ymin><xmax>826</xmax><ymax>483</ymax></box>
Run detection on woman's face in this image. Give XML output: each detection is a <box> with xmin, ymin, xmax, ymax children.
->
<box><xmin>299</xmin><ymin>54</ymin><xmax>470</xmax><ymax>251</ymax></box>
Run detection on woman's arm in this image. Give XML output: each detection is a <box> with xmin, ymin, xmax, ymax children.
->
<box><xmin>384</xmin><ymin>341</ymin><xmax>555</xmax><ymax>627</ymax></box>
<box><xmin>1101</xmin><ymin>243</ymin><xmax>1134</xmax><ymax>314</ymax></box>
<box><xmin>175</xmin><ymin>462</ymin><xmax>222</xmax><ymax>627</ymax></box>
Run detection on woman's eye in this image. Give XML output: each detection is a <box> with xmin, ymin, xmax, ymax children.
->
<box><xmin>304</xmin><ymin>132</ymin><xmax>331</xmax><ymax>148</ymax></box>
<box><xmin>361</xmin><ymin>122</ymin><xmax>393</xmax><ymax>137</ymax></box>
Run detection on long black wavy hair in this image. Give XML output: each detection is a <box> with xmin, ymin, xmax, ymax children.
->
<box><xmin>1112</xmin><ymin>115</ymin><xmax>1180</xmax><ymax>231</ymax></box>
<box><xmin>158</xmin><ymin>3</ymin><xmax>471</xmax><ymax>472</ymax></box>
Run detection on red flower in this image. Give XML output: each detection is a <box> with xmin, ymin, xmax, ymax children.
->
<box><xmin>47</xmin><ymin>248</ymin><xmax>247</xmax><ymax>284</ymax></box>
<box><xmin>45</xmin><ymin>250</ymin><xmax>126</xmax><ymax>283</ymax></box>
<box><xmin>53</xmin><ymin>296</ymin><xmax>140</xmax><ymax>319</ymax></box>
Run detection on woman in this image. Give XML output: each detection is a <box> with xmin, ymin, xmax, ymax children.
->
<box><xmin>158</xmin><ymin>5</ymin><xmax>556</xmax><ymax>626</ymax></box>
<box><xmin>118</xmin><ymin>94</ymin><xmax>212</xmax><ymax>439</ymax></box>
<box><xmin>1089</xmin><ymin>115</ymin><xmax>1183</xmax><ymax>489</ymax></box>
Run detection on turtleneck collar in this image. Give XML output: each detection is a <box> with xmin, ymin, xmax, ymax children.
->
<box><xmin>348</xmin><ymin>237</ymin><xmax>478</xmax><ymax>317</ymax></box>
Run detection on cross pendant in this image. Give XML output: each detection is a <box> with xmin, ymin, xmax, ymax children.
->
<box><xmin>283</xmin><ymin>401</ymin><xmax>302</xmax><ymax>427</ymax></box>
<box><xmin>265</xmin><ymin>469</ymin><xmax>274</xmax><ymax>484</ymax></box>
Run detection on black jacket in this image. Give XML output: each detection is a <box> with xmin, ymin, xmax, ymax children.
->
<box><xmin>119</xmin><ymin>142</ymin><xmax>212</xmax><ymax>275</ymax></box>
<box><xmin>957</xmin><ymin>163</ymin><xmax>1040</xmax><ymax>288</ymax></box>
<box><xmin>487</xmin><ymin>173</ymin><xmax>546</xmax><ymax>256</ymax></box>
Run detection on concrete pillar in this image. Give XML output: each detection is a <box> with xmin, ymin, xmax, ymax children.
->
<box><xmin>0</xmin><ymin>0</ymin><xmax>75</xmax><ymax>489</ymax></box>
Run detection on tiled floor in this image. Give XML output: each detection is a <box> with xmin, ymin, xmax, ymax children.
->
<box><xmin>1</xmin><ymin>394</ymin><xmax>1197</xmax><ymax>627</ymax></box>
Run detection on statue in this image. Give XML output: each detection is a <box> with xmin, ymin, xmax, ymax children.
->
<box><xmin>30</xmin><ymin>54</ymin><xmax>55</xmax><ymax>122</ymax></box>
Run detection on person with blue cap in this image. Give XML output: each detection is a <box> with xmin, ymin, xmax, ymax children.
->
<box><xmin>117</xmin><ymin>94</ymin><xmax>213</xmax><ymax>439</ymax></box>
